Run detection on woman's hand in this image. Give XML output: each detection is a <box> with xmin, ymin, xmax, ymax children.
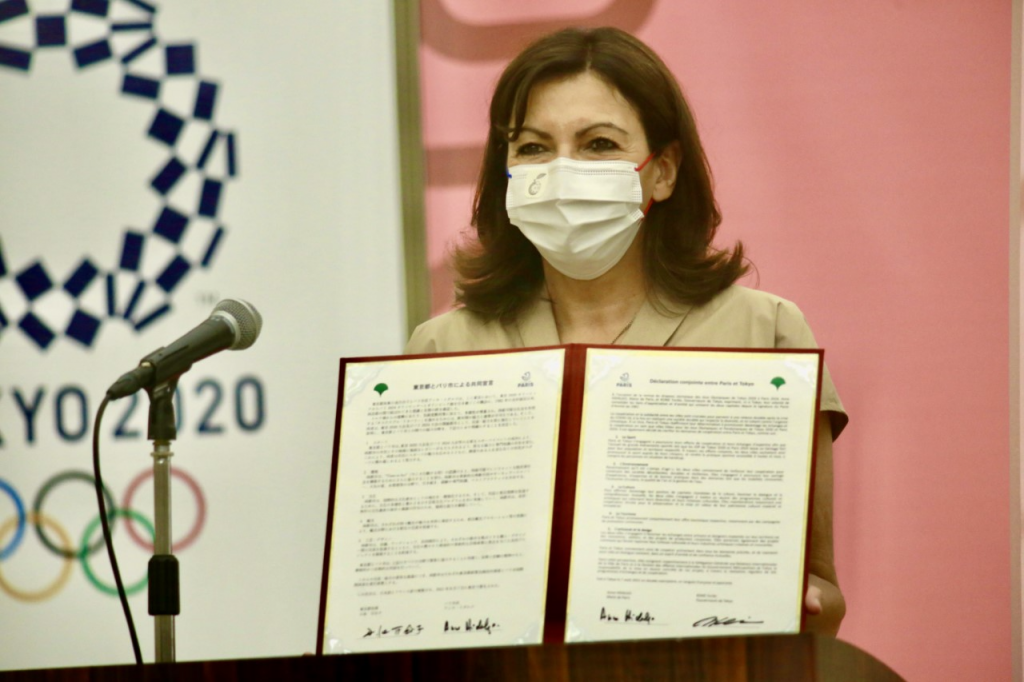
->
<box><xmin>804</xmin><ymin>572</ymin><xmax>845</xmax><ymax>635</ymax></box>
<box><xmin>804</xmin><ymin>577</ymin><xmax>824</xmax><ymax>615</ymax></box>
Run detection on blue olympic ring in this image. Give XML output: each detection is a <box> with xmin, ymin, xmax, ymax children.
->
<box><xmin>0</xmin><ymin>0</ymin><xmax>240</xmax><ymax>350</ymax></box>
<box><xmin>0</xmin><ymin>479</ymin><xmax>26</xmax><ymax>561</ymax></box>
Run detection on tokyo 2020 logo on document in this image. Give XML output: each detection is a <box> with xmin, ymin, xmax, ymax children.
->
<box><xmin>0</xmin><ymin>0</ymin><xmax>239</xmax><ymax>349</ymax></box>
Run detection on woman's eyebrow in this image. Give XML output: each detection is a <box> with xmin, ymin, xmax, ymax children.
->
<box><xmin>516</xmin><ymin>126</ymin><xmax>553</xmax><ymax>140</ymax></box>
<box><xmin>515</xmin><ymin>122</ymin><xmax>629</xmax><ymax>139</ymax></box>
<box><xmin>576</xmin><ymin>122</ymin><xmax>629</xmax><ymax>137</ymax></box>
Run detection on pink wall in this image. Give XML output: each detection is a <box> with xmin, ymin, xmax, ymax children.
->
<box><xmin>419</xmin><ymin>2</ymin><xmax>1012</xmax><ymax>679</ymax></box>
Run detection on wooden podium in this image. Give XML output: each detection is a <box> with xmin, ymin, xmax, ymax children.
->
<box><xmin>0</xmin><ymin>635</ymin><xmax>902</xmax><ymax>681</ymax></box>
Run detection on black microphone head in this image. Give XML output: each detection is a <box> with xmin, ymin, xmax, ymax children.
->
<box><xmin>211</xmin><ymin>299</ymin><xmax>262</xmax><ymax>350</ymax></box>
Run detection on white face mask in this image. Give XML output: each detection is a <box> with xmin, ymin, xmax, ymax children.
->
<box><xmin>505</xmin><ymin>156</ymin><xmax>647</xmax><ymax>280</ymax></box>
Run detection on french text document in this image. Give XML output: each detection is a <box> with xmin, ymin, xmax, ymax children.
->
<box><xmin>565</xmin><ymin>349</ymin><xmax>821</xmax><ymax>641</ymax></box>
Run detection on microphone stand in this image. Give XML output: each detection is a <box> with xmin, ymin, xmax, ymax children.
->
<box><xmin>146</xmin><ymin>378</ymin><xmax>180</xmax><ymax>663</ymax></box>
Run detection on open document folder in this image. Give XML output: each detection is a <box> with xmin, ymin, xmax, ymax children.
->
<box><xmin>318</xmin><ymin>345</ymin><xmax>823</xmax><ymax>654</ymax></box>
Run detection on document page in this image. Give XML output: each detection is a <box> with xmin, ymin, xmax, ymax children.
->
<box><xmin>322</xmin><ymin>349</ymin><xmax>565</xmax><ymax>653</ymax></box>
<box><xmin>565</xmin><ymin>348</ymin><xmax>821</xmax><ymax>641</ymax></box>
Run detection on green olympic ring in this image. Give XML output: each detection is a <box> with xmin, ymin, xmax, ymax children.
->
<box><xmin>79</xmin><ymin>509</ymin><xmax>154</xmax><ymax>597</ymax></box>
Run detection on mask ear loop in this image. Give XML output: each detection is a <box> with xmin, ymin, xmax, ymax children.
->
<box><xmin>636</xmin><ymin>152</ymin><xmax>657</xmax><ymax>215</ymax></box>
<box><xmin>634</xmin><ymin>151</ymin><xmax>656</xmax><ymax>172</ymax></box>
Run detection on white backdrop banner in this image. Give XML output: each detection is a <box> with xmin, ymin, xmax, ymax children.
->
<box><xmin>0</xmin><ymin>0</ymin><xmax>407</xmax><ymax>670</ymax></box>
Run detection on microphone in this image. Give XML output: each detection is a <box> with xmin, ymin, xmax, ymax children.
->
<box><xmin>107</xmin><ymin>299</ymin><xmax>262</xmax><ymax>400</ymax></box>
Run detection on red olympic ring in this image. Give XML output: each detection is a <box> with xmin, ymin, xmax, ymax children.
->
<box><xmin>121</xmin><ymin>467</ymin><xmax>206</xmax><ymax>553</ymax></box>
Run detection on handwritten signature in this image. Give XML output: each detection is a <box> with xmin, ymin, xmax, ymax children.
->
<box><xmin>444</xmin><ymin>617</ymin><xmax>500</xmax><ymax>635</ymax></box>
<box><xmin>600</xmin><ymin>606</ymin><xmax>655</xmax><ymax>624</ymax></box>
<box><xmin>363</xmin><ymin>624</ymin><xmax>423</xmax><ymax>638</ymax></box>
<box><xmin>692</xmin><ymin>616</ymin><xmax>764</xmax><ymax>627</ymax></box>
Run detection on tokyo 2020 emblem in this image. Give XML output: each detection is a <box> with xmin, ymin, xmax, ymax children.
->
<box><xmin>0</xmin><ymin>0</ymin><xmax>240</xmax><ymax>349</ymax></box>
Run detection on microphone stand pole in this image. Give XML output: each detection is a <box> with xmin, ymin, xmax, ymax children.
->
<box><xmin>146</xmin><ymin>379</ymin><xmax>180</xmax><ymax>663</ymax></box>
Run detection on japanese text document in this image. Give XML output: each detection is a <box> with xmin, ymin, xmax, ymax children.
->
<box><xmin>321</xmin><ymin>348</ymin><xmax>566</xmax><ymax>653</ymax></box>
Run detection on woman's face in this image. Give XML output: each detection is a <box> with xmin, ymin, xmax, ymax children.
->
<box><xmin>507</xmin><ymin>71</ymin><xmax>675</xmax><ymax>207</ymax></box>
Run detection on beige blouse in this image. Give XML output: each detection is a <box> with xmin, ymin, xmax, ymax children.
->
<box><xmin>406</xmin><ymin>285</ymin><xmax>847</xmax><ymax>438</ymax></box>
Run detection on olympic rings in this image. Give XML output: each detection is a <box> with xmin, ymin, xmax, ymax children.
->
<box><xmin>33</xmin><ymin>471</ymin><xmax>117</xmax><ymax>559</ymax></box>
<box><xmin>121</xmin><ymin>467</ymin><xmax>207</xmax><ymax>553</ymax></box>
<box><xmin>0</xmin><ymin>467</ymin><xmax>205</xmax><ymax>601</ymax></box>
<box><xmin>0</xmin><ymin>512</ymin><xmax>74</xmax><ymax>602</ymax></box>
<box><xmin>0</xmin><ymin>479</ymin><xmax>26</xmax><ymax>560</ymax></box>
<box><xmin>80</xmin><ymin>510</ymin><xmax>154</xmax><ymax>597</ymax></box>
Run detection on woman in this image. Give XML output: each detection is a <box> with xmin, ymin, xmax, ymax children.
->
<box><xmin>406</xmin><ymin>26</ymin><xmax>847</xmax><ymax>635</ymax></box>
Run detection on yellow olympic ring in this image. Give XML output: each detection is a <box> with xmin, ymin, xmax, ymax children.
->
<box><xmin>0</xmin><ymin>511</ymin><xmax>74</xmax><ymax>602</ymax></box>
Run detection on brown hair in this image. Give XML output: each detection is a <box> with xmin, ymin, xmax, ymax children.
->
<box><xmin>453</xmin><ymin>26</ymin><xmax>748</xmax><ymax>322</ymax></box>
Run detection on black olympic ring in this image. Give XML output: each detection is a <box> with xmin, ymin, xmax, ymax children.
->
<box><xmin>33</xmin><ymin>470</ymin><xmax>117</xmax><ymax>559</ymax></box>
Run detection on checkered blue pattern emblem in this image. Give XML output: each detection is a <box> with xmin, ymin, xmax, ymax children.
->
<box><xmin>0</xmin><ymin>0</ymin><xmax>239</xmax><ymax>349</ymax></box>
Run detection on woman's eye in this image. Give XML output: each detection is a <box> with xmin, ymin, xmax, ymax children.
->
<box><xmin>587</xmin><ymin>137</ymin><xmax>620</xmax><ymax>152</ymax></box>
<box><xmin>513</xmin><ymin>143</ymin><xmax>545</xmax><ymax>157</ymax></box>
